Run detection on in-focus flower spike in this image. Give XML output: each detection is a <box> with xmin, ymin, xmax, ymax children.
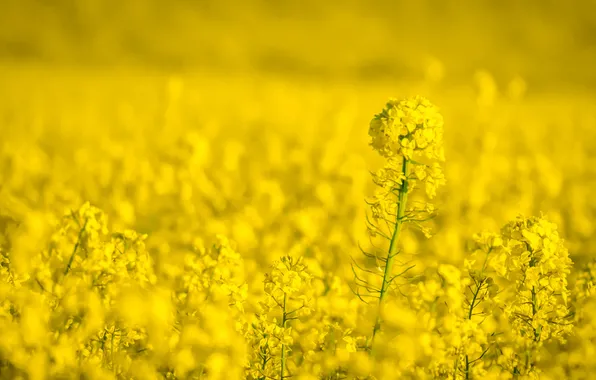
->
<box><xmin>354</xmin><ymin>96</ymin><xmax>446</xmax><ymax>355</ymax></box>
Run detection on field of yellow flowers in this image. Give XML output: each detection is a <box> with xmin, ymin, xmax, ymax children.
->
<box><xmin>1</xmin><ymin>64</ymin><xmax>596</xmax><ymax>379</ymax></box>
<box><xmin>1</xmin><ymin>2</ymin><xmax>596</xmax><ymax>379</ymax></box>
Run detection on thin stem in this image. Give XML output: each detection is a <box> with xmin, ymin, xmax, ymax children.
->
<box><xmin>280</xmin><ymin>292</ymin><xmax>287</xmax><ymax>380</ymax></box>
<box><xmin>525</xmin><ymin>251</ymin><xmax>540</xmax><ymax>373</ymax></box>
<box><xmin>531</xmin><ymin>287</ymin><xmax>541</xmax><ymax>342</ymax></box>
<box><xmin>64</xmin><ymin>219</ymin><xmax>89</xmax><ymax>276</ymax></box>
<box><xmin>370</xmin><ymin>157</ymin><xmax>410</xmax><ymax>352</ymax></box>
<box><xmin>110</xmin><ymin>326</ymin><xmax>116</xmax><ymax>371</ymax></box>
<box><xmin>465</xmin><ymin>276</ymin><xmax>485</xmax><ymax>376</ymax></box>
<box><xmin>258</xmin><ymin>347</ymin><xmax>268</xmax><ymax>380</ymax></box>
<box><xmin>468</xmin><ymin>279</ymin><xmax>485</xmax><ymax>319</ymax></box>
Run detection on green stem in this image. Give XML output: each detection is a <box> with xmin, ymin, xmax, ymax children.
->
<box><xmin>465</xmin><ymin>278</ymin><xmax>484</xmax><ymax>378</ymax></box>
<box><xmin>531</xmin><ymin>287</ymin><xmax>540</xmax><ymax>341</ymax></box>
<box><xmin>258</xmin><ymin>344</ymin><xmax>268</xmax><ymax>380</ymax></box>
<box><xmin>280</xmin><ymin>292</ymin><xmax>287</xmax><ymax>380</ymax></box>
<box><xmin>468</xmin><ymin>279</ymin><xmax>484</xmax><ymax>319</ymax></box>
<box><xmin>527</xmin><ymin>253</ymin><xmax>540</xmax><ymax>372</ymax></box>
<box><xmin>370</xmin><ymin>157</ymin><xmax>410</xmax><ymax>352</ymax></box>
<box><xmin>64</xmin><ymin>219</ymin><xmax>88</xmax><ymax>276</ymax></box>
<box><xmin>110</xmin><ymin>326</ymin><xmax>116</xmax><ymax>371</ymax></box>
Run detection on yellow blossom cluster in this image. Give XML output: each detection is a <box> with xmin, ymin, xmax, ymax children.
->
<box><xmin>0</xmin><ymin>203</ymin><xmax>247</xmax><ymax>379</ymax></box>
<box><xmin>369</xmin><ymin>96</ymin><xmax>445</xmax><ymax>161</ymax></box>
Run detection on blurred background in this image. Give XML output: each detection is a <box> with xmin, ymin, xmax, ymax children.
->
<box><xmin>1</xmin><ymin>0</ymin><xmax>595</xmax><ymax>90</ymax></box>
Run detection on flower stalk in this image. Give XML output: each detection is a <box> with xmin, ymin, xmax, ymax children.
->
<box><xmin>355</xmin><ymin>96</ymin><xmax>446</xmax><ymax>354</ymax></box>
<box><xmin>280</xmin><ymin>292</ymin><xmax>287</xmax><ymax>380</ymax></box>
<box><xmin>371</xmin><ymin>157</ymin><xmax>410</xmax><ymax>348</ymax></box>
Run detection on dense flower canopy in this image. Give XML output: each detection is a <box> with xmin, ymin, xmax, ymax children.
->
<box><xmin>1</xmin><ymin>70</ymin><xmax>595</xmax><ymax>379</ymax></box>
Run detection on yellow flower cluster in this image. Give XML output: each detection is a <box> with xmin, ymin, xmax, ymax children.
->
<box><xmin>0</xmin><ymin>203</ymin><xmax>247</xmax><ymax>379</ymax></box>
<box><xmin>365</xmin><ymin>215</ymin><xmax>574</xmax><ymax>379</ymax></box>
<box><xmin>246</xmin><ymin>256</ymin><xmax>313</xmax><ymax>379</ymax></box>
<box><xmin>369</xmin><ymin>96</ymin><xmax>445</xmax><ymax>161</ymax></box>
<box><xmin>499</xmin><ymin>216</ymin><xmax>573</xmax><ymax>343</ymax></box>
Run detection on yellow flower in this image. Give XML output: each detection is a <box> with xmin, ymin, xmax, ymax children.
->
<box><xmin>369</xmin><ymin>96</ymin><xmax>444</xmax><ymax>160</ymax></box>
